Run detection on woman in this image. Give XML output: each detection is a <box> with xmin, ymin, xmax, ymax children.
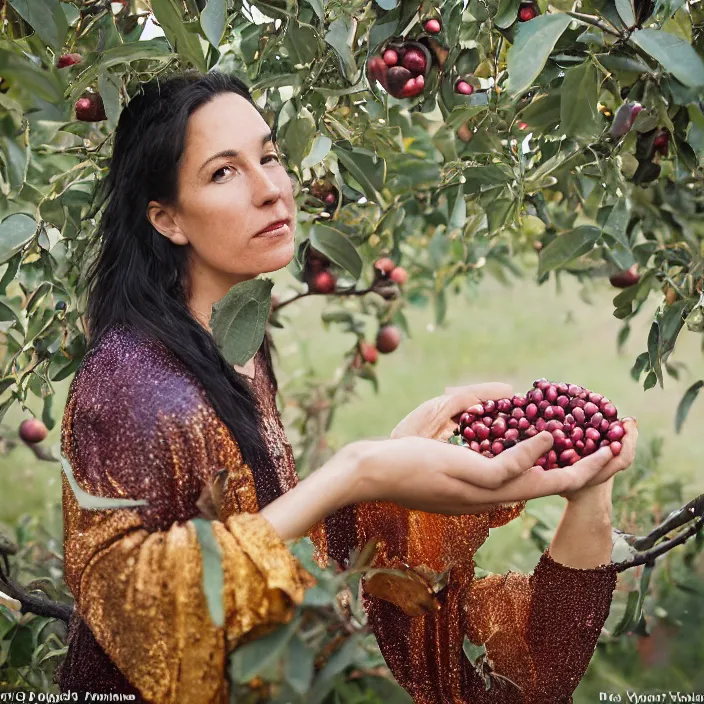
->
<box><xmin>56</xmin><ymin>71</ymin><xmax>637</xmax><ymax>703</ymax></box>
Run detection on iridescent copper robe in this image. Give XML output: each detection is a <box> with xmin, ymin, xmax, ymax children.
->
<box><xmin>56</xmin><ymin>324</ymin><xmax>617</xmax><ymax>703</ymax></box>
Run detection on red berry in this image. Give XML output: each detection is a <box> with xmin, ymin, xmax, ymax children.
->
<box><xmin>374</xmin><ymin>257</ymin><xmax>396</xmax><ymax>275</ymax></box>
<box><xmin>606</xmin><ymin>424</ymin><xmax>625</xmax><ymax>442</ymax></box>
<box><xmin>424</xmin><ymin>19</ymin><xmax>442</xmax><ymax>34</ymax></box>
<box><xmin>312</xmin><ymin>270</ymin><xmax>336</xmax><ymax>294</ymax></box>
<box><xmin>653</xmin><ymin>131</ymin><xmax>668</xmax><ymax>152</ymax></box>
<box><xmin>401</xmin><ymin>48</ymin><xmax>426</xmax><ymax>75</ymax></box>
<box><xmin>518</xmin><ymin>5</ymin><xmax>538</xmax><ymax>20</ymax></box>
<box><xmin>376</xmin><ymin>325</ymin><xmax>402</xmax><ymax>354</ymax></box>
<box><xmin>610</xmin><ymin>265</ymin><xmax>640</xmax><ymax>288</ymax></box>
<box><xmin>389</xmin><ymin>267</ymin><xmax>408</xmax><ymax>285</ymax></box>
<box><xmin>57</xmin><ymin>53</ymin><xmax>82</xmax><ymax>68</ymax></box>
<box><xmin>455</xmin><ymin>81</ymin><xmax>473</xmax><ymax>95</ymax></box>
<box><xmin>323</xmin><ymin>192</ymin><xmax>337</xmax><ymax>204</ymax></box>
<box><xmin>75</xmin><ymin>93</ymin><xmax>107</xmax><ymax>122</ymax></box>
<box><xmin>517</xmin><ymin>121</ymin><xmax>529</xmax><ymax>130</ymax></box>
<box><xmin>360</xmin><ymin>341</ymin><xmax>378</xmax><ymax>365</ymax></box>
<box><xmin>383</xmin><ymin>49</ymin><xmax>399</xmax><ymax>66</ymax></box>
<box><xmin>610</xmin><ymin>441</ymin><xmax>623</xmax><ymax>456</ymax></box>
<box><xmin>19</xmin><ymin>418</ymin><xmax>48</xmax><ymax>444</ymax></box>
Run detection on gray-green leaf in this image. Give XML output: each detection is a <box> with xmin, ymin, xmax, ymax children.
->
<box><xmin>537</xmin><ymin>225</ymin><xmax>601</xmax><ymax>276</ymax></box>
<box><xmin>200</xmin><ymin>0</ymin><xmax>226</xmax><ymax>48</ymax></box>
<box><xmin>629</xmin><ymin>29</ymin><xmax>704</xmax><ymax>88</ymax></box>
<box><xmin>507</xmin><ymin>14</ymin><xmax>572</xmax><ymax>96</ymax></box>
<box><xmin>60</xmin><ymin>454</ymin><xmax>149</xmax><ymax>511</ymax></box>
<box><xmin>210</xmin><ymin>278</ymin><xmax>273</xmax><ymax>367</ymax></box>
<box><xmin>309</xmin><ymin>224</ymin><xmax>363</xmax><ymax>279</ymax></box>
<box><xmin>560</xmin><ymin>61</ymin><xmax>601</xmax><ymax>138</ymax></box>
<box><xmin>192</xmin><ymin>517</ymin><xmax>225</xmax><ymax>627</ymax></box>
<box><xmin>675</xmin><ymin>380</ymin><xmax>703</xmax><ymax>433</ymax></box>
<box><xmin>9</xmin><ymin>0</ymin><xmax>68</xmax><ymax>52</ymax></box>
<box><xmin>0</xmin><ymin>214</ymin><xmax>37</xmax><ymax>265</ymax></box>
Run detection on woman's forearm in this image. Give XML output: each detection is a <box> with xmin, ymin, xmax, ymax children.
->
<box><xmin>549</xmin><ymin>485</ymin><xmax>614</xmax><ymax>569</ymax></box>
<box><xmin>259</xmin><ymin>443</ymin><xmax>363</xmax><ymax>542</ymax></box>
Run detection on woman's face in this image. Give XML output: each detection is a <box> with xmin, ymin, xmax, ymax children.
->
<box><xmin>149</xmin><ymin>91</ymin><xmax>297</xmax><ymax>287</ymax></box>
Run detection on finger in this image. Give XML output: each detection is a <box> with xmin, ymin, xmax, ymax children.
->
<box><xmin>428</xmin><ymin>440</ymin><xmax>510</xmax><ymax>490</ymax></box>
<box><xmin>489</xmin><ymin>431</ymin><xmax>555</xmax><ymax>486</ymax></box>
<box><xmin>497</xmin><ymin>445</ymin><xmax>615</xmax><ymax>500</ymax></box>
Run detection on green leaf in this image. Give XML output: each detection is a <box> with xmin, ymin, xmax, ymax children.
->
<box><xmin>560</xmin><ymin>61</ymin><xmax>601</xmax><ymax>137</ymax></box>
<box><xmin>629</xmin><ymin>29</ymin><xmax>704</xmax><ymax>88</ymax></box>
<box><xmin>210</xmin><ymin>278</ymin><xmax>273</xmax><ymax>367</ymax></box>
<box><xmin>376</xmin><ymin>0</ymin><xmax>399</xmax><ymax>8</ymax></box>
<box><xmin>601</xmin><ymin>199</ymin><xmax>630</xmax><ymax>247</ymax></box>
<box><xmin>284</xmin><ymin>107</ymin><xmax>317</xmax><ymax>167</ymax></box>
<box><xmin>495</xmin><ymin>0</ymin><xmax>521</xmax><ymax>28</ymax></box>
<box><xmin>192</xmin><ymin>517</ymin><xmax>225</xmax><ymax>628</ymax></box>
<box><xmin>463</xmin><ymin>637</ymin><xmax>487</xmax><ymax>665</ymax></box>
<box><xmin>200</xmin><ymin>0</ymin><xmax>226</xmax><ymax>48</ymax></box>
<box><xmin>284</xmin><ymin>635</ymin><xmax>315</xmax><ymax>694</ymax></box>
<box><xmin>8</xmin><ymin>0</ymin><xmax>68</xmax><ymax>52</ymax></box>
<box><xmin>301</xmin><ymin>134</ymin><xmax>332</xmax><ymax>170</ymax></box>
<box><xmin>151</xmin><ymin>0</ymin><xmax>206</xmax><ymax>72</ymax></box>
<box><xmin>506</xmin><ymin>14</ymin><xmax>572</xmax><ymax>96</ymax></box>
<box><xmin>67</xmin><ymin>40</ymin><xmax>175</xmax><ymax>99</ymax></box>
<box><xmin>60</xmin><ymin>454</ymin><xmax>149</xmax><ymax>511</ymax></box>
<box><xmin>630</xmin><ymin>350</ymin><xmax>650</xmax><ymax>380</ymax></box>
<box><xmin>230</xmin><ymin>614</ymin><xmax>301</xmax><ymax>684</ymax></box>
<box><xmin>448</xmin><ymin>184</ymin><xmax>467</xmax><ymax>232</ymax></box>
<box><xmin>309</xmin><ymin>632</ymin><xmax>364</xmax><ymax>704</ymax></box>
<box><xmin>0</xmin><ymin>49</ymin><xmax>64</xmax><ymax>103</ymax></box>
<box><xmin>612</xmin><ymin>590</ymin><xmax>639</xmax><ymax>636</ymax></box>
<box><xmin>309</xmin><ymin>224</ymin><xmax>363</xmax><ymax>279</ymax></box>
<box><xmin>647</xmin><ymin>320</ymin><xmax>663</xmax><ymax>388</ymax></box>
<box><xmin>675</xmin><ymin>380</ymin><xmax>703</xmax><ymax>433</ymax></box>
<box><xmin>325</xmin><ymin>16</ymin><xmax>358</xmax><ymax>82</ymax></box>
<box><xmin>97</xmin><ymin>71</ymin><xmax>121</xmax><ymax>131</ymax></box>
<box><xmin>333</xmin><ymin>145</ymin><xmax>387</xmax><ymax>208</ymax></box>
<box><xmin>615</xmin><ymin>0</ymin><xmax>636</xmax><ymax>27</ymax></box>
<box><xmin>537</xmin><ymin>225</ymin><xmax>600</xmax><ymax>276</ymax></box>
<box><xmin>0</xmin><ymin>214</ymin><xmax>36</xmax><ymax>265</ymax></box>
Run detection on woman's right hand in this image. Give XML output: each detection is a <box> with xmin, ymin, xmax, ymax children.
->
<box><xmin>351</xmin><ymin>432</ymin><xmax>618</xmax><ymax>515</ymax></box>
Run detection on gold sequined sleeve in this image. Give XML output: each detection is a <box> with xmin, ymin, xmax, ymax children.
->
<box><xmin>311</xmin><ymin>499</ymin><xmax>617</xmax><ymax>703</ymax></box>
<box><xmin>61</xmin><ymin>376</ymin><xmax>312</xmax><ymax>704</ymax></box>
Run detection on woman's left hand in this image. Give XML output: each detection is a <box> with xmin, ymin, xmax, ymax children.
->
<box><xmin>390</xmin><ymin>382</ymin><xmax>514</xmax><ymax>442</ymax></box>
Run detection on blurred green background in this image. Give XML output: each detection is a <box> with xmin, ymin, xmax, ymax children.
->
<box><xmin>1</xmin><ymin>264</ymin><xmax>702</xmax><ymax>699</ymax></box>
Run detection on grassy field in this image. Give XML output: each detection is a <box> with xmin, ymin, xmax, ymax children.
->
<box><xmin>1</xmin><ymin>262</ymin><xmax>702</xmax><ymax>532</ymax></box>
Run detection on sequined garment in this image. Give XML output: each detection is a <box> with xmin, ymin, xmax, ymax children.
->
<box><xmin>56</xmin><ymin>324</ymin><xmax>618</xmax><ymax>703</ymax></box>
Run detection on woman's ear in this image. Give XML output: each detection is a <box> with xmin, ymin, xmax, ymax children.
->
<box><xmin>146</xmin><ymin>200</ymin><xmax>189</xmax><ymax>246</ymax></box>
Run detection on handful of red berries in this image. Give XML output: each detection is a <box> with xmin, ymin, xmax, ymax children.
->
<box><xmin>450</xmin><ymin>379</ymin><xmax>626</xmax><ymax>470</ymax></box>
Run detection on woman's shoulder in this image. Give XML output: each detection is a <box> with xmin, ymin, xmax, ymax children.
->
<box><xmin>67</xmin><ymin>324</ymin><xmax>208</xmax><ymax>425</ymax></box>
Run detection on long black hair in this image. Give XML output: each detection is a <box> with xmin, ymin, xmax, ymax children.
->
<box><xmin>80</xmin><ymin>70</ymin><xmax>281</xmax><ymax>505</ymax></box>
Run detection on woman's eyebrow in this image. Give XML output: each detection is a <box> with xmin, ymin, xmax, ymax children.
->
<box><xmin>199</xmin><ymin>129</ymin><xmax>276</xmax><ymax>173</ymax></box>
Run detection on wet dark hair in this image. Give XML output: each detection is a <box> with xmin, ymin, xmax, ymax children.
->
<box><xmin>80</xmin><ymin>70</ymin><xmax>283</xmax><ymax>506</ymax></box>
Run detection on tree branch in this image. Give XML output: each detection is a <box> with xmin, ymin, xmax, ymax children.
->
<box><xmin>630</xmin><ymin>493</ymin><xmax>704</xmax><ymax>550</ymax></box>
<box><xmin>0</xmin><ymin>570</ymin><xmax>73</xmax><ymax>622</ymax></box>
<box><xmin>614</xmin><ymin>517</ymin><xmax>703</xmax><ymax>572</ymax></box>
<box><xmin>274</xmin><ymin>285</ymin><xmax>380</xmax><ymax>313</ymax></box>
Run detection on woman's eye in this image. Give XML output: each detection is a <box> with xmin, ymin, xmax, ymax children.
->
<box><xmin>212</xmin><ymin>166</ymin><xmax>233</xmax><ymax>182</ymax></box>
<box><xmin>263</xmin><ymin>153</ymin><xmax>281</xmax><ymax>164</ymax></box>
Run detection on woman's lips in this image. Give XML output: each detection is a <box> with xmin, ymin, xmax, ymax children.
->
<box><xmin>254</xmin><ymin>221</ymin><xmax>291</xmax><ymax>238</ymax></box>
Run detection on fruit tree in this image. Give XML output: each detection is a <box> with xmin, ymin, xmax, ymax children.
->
<box><xmin>1</xmin><ymin>0</ymin><xmax>703</xmax><ymax>697</ymax></box>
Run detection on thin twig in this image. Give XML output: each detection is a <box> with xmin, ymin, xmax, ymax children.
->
<box><xmin>630</xmin><ymin>493</ymin><xmax>704</xmax><ymax>551</ymax></box>
<box><xmin>614</xmin><ymin>518</ymin><xmax>703</xmax><ymax>572</ymax></box>
<box><xmin>565</xmin><ymin>11</ymin><xmax>624</xmax><ymax>38</ymax></box>
<box><xmin>274</xmin><ymin>285</ymin><xmax>377</xmax><ymax>313</ymax></box>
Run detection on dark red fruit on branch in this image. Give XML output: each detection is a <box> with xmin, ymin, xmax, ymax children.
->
<box><xmin>653</xmin><ymin>130</ymin><xmax>669</xmax><ymax>156</ymax></box>
<box><xmin>383</xmin><ymin>49</ymin><xmax>399</xmax><ymax>66</ymax></box>
<box><xmin>389</xmin><ymin>266</ymin><xmax>408</xmax><ymax>285</ymax></box>
<box><xmin>374</xmin><ymin>257</ymin><xmax>396</xmax><ymax>275</ymax></box>
<box><xmin>401</xmin><ymin>48</ymin><xmax>426</xmax><ymax>75</ymax></box>
<box><xmin>19</xmin><ymin>418</ymin><xmax>48</xmax><ymax>444</ymax></box>
<box><xmin>518</xmin><ymin>4</ymin><xmax>539</xmax><ymax>21</ymax></box>
<box><xmin>57</xmin><ymin>53</ymin><xmax>82</xmax><ymax>68</ymax></box>
<box><xmin>360</xmin><ymin>341</ymin><xmax>378</xmax><ymax>365</ymax></box>
<box><xmin>311</xmin><ymin>270</ymin><xmax>336</xmax><ymax>294</ymax></box>
<box><xmin>376</xmin><ymin>325</ymin><xmax>402</xmax><ymax>354</ymax></box>
<box><xmin>424</xmin><ymin>19</ymin><xmax>442</xmax><ymax>34</ymax></box>
<box><xmin>609</xmin><ymin>265</ymin><xmax>640</xmax><ymax>289</ymax></box>
<box><xmin>75</xmin><ymin>93</ymin><xmax>107</xmax><ymax>122</ymax></box>
<box><xmin>323</xmin><ymin>192</ymin><xmax>337</xmax><ymax>205</ymax></box>
<box><xmin>399</xmin><ymin>75</ymin><xmax>425</xmax><ymax>98</ymax></box>
<box><xmin>387</xmin><ymin>66</ymin><xmax>414</xmax><ymax>95</ymax></box>
<box><xmin>455</xmin><ymin>80</ymin><xmax>473</xmax><ymax>95</ymax></box>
